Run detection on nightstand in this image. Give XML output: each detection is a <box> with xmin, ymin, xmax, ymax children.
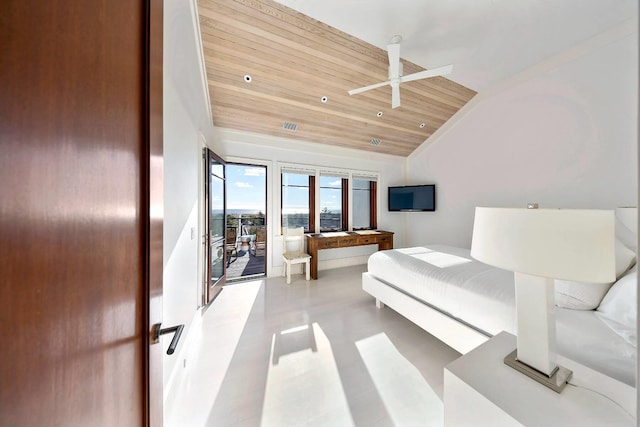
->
<box><xmin>444</xmin><ymin>332</ymin><xmax>635</xmax><ymax>427</ymax></box>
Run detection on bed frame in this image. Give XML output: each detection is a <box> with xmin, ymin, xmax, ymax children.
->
<box><xmin>362</xmin><ymin>271</ymin><xmax>489</xmax><ymax>354</ymax></box>
<box><xmin>362</xmin><ymin>263</ymin><xmax>637</xmax><ymax>415</ymax></box>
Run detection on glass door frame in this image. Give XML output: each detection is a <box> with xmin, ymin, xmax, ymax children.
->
<box><xmin>203</xmin><ymin>148</ymin><xmax>226</xmax><ymax>305</ymax></box>
<box><xmin>225</xmin><ymin>161</ymin><xmax>268</xmax><ymax>281</ymax></box>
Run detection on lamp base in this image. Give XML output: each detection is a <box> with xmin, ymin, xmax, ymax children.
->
<box><xmin>504</xmin><ymin>350</ymin><xmax>572</xmax><ymax>393</ymax></box>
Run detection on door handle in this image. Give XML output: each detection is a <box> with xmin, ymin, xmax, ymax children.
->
<box><xmin>152</xmin><ymin>323</ymin><xmax>184</xmax><ymax>355</ymax></box>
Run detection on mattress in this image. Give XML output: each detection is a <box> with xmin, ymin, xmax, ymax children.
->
<box><xmin>367</xmin><ymin>244</ymin><xmax>516</xmax><ymax>336</ymax></box>
<box><xmin>367</xmin><ymin>244</ymin><xmax>636</xmax><ymax>386</ymax></box>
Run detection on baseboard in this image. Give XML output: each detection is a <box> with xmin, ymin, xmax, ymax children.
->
<box><xmin>269</xmin><ymin>255</ymin><xmax>369</xmax><ymax>277</ymax></box>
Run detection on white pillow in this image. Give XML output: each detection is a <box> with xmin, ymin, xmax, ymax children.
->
<box><xmin>614</xmin><ymin>238</ymin><xmax>637</xmax><ymax>278</ymax></box>
<box><xmin>615</xmin><ymin>208</ymin><xmax>637</xmax><ymax>251</ymax></box>
<box><xmin>596</xmin><ymin>266</ymin><xmax>637</xmax><ymax>347</ymax></box>
<box><xmin>554</xmin><ymin>239</ymin><xmax>636</xmax><ymax>310</ymax></box>
<box><xmin>555</xmin><ymin>280</ymin><xmax>613</xmax><ymax>310</ymax></box>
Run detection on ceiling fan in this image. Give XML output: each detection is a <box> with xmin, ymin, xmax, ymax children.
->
<box><xmin>348</xmin><ymin>35</ymin><xmax>453</xmax><ymax>109</ymax></box>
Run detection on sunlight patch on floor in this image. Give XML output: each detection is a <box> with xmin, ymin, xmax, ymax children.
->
<box><xmin>164</xmin><ymin>280</ymin><xmax>262</xmax><ymax>427</ymax></box>
<box><xmin>261</xmin><ymin>322</ymin><xmax>355</xmax><ymax>427</ymax></box>
<box><xmin>356</xmin><ymin>333</ymin><xmax>444</xmax><ymax>427</ymax></box>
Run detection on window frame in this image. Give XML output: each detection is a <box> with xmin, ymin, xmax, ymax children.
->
<box><xmin>279</xmin><ymin>163</ymin><xmax>378</xmax><ymax>234</ymax></box>
<box><xmin>318</xmin><ymin>175</ymin><xmax>349</xmax><ymax>232</ymax></box>
<box><xmin>352</xmin><ymin>178</ymin><xmax>377</xmax><ymax>230</ymax></box>
<box><xmin>280</xmin><ymin>171</ymin><xmax>315</xmax><ymax>233</ymax></box>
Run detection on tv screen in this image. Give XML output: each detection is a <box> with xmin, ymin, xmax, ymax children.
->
<box><xmin>388</xmin><ymin>185</ymin><xmax>436</xmax><ymax>212</ymax></box>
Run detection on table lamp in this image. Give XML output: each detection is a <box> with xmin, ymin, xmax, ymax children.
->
<box><xmin>470</xmin><ymin>207</ymin><xmax>616</xmax><ymax>392</ymax></box>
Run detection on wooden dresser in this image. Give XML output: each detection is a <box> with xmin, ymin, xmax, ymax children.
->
<box><xmin>305</xmin><ymin>230</ymin><xmax>394</xmax><ymax>279</ymax></box>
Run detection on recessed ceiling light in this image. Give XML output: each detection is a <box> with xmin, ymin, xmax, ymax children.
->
<box><xmin>370</xmin><ymin>138</ymin><xmax>381</xmax><ymax>146</ymax></box>
<box><xmin>321</xmin><ymin>96</ymin><xmax>328</xmax><ymax>103</ymax></box>
<box><xmin>244</xmin><ymin>75</ymin><xmax>252</xmax><ymax>83</ymax></box>
<box><xmin>376</xmin><ymin>112</ymin><xmax>383</xmax><ymax>117</ymax></box>
<box><xmin>419</xmin><ymin>123</ymin><xmax>426</xmax><ymax>128</ymax></box>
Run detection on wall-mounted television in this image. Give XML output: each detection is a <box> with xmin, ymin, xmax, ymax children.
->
<box><xmin>388</xmin><ymin>184</ymin><xmax>436</xmax><ymax>212</ymax></box>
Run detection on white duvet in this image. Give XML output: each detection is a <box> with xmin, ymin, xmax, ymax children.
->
<box><xmin>367</xmin><ymin>244</ymin><xmax>636</xmax><ymax>386</ymax></box>
<box><xmin>367</xmin><ymin>245</ymin><xmax>516</xmax><ymax>336</ymax></box>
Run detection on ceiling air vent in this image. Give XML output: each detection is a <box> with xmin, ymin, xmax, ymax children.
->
<box><xmin>370</xmin><ymin>138</ymin><xmax>382</xmax><ymax>146</ymax></box>
<box><xmin>283</xmin><ymin>121</ymin><xmax>298</xmax><ymax>131</ymax></box>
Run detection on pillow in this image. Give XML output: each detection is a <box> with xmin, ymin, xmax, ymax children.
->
<box><xmin>615</xmin><ymin>208</ymin><xmax>637</xmax><ymax>252</ymax></box>
<box><xmin>555</xmin><ymin>280</ymin><xmax>613</xmax><ymax>310</ymax></box>
<box><xmin>596</xmin><ymin>265</ymin><xmax>637</xmax><ymax>347</ymax></box>
<box><xmin>554</xmin><ymin>239</ymin><xmax>636</xmax><ymax>310</ymax></box>
<box><xmin>614</xmin><ymin>238</ymin><xmax>636</xmax><ymax>278</ymax></box>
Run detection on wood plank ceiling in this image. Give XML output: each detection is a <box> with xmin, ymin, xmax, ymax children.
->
<box><xmin>198</xmin><ymin>0</ymin><xmax>477</xmax><ymax>157</ymax></box>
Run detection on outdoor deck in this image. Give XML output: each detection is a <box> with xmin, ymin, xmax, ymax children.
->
<box><xmin>226</xmin><ymin>247</ymin><xmax>266</xmax><ymax>280</ymax></box>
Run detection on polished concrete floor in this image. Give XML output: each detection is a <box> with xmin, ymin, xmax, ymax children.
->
<box><xmin>165</xmin><ymin>264</ymin><xmax>460</xmax><ymax>427</ymax></box>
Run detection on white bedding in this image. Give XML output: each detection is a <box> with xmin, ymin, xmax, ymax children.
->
<box><xmin>367</xmin><ymin>245</ymin><xmax>516</xmax><ymax>336</ymax></box>
<box><xmin>367</xmin><ymin>244</ymin><xmax>637</xmax><ymax>386</ymax></box>
<box><xmin>556</xmin><ymin>308</ymin><xmax>636</xmax><ymax>386</ymax></box>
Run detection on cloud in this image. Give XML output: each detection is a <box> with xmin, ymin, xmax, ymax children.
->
<box><xmin>236</xmin><ymin>182</ymin><xmax>253</xmax><ymax>188</ymax></box>
<box><xmin>244</xmin><ymin>167</ymin><xmax>265</xmax><ymax>177</ymax></box>
<box><xmin>329</xmin><ymin>180</ymin><xmax>341</xmax><ymax>186</ymax></box>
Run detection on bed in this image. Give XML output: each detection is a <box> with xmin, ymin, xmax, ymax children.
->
<box><xmin>362</xmin><ymin>208</ymin><xmax>637</xmax><ymax>412</ymax></box>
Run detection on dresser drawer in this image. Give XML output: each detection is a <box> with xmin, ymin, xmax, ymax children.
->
<box><xmin>378</xmin><ymin>235</ymin><xmax>392</xmax><ymax>243</ymax></box>
<box><xmin>357</xmin><ymin>236</ymin><xmax>377</xmax><ymax>245</ymax></box>
<box><xmin>338</xmin><ymin>237</ymin><xmax>358</xmax><ymax>247</ymax></box>
<box><xmin>317</xmin><ymin>239</ymin><xmax>339</xmax><ymax>249</ymax></box>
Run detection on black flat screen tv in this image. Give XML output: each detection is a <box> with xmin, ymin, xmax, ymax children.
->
<box><xmin>388</xmin><ymin>184</ymin><xmax>436</xmax><ymax>212</ymax></box>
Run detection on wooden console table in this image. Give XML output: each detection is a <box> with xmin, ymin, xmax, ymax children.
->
<box><xmin>305</xmin><ymin>230</ymin><xmax>394</xmax><ymax>279</ymax></box>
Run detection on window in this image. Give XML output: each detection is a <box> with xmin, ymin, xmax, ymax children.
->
<box><xmin>280</xmin><ymin>165</ymin><xmax>377</xmax><ymax>233</ymax></box>
<box><xmin>353</xmin><ymin>177</ymin><xmax>377</xmax><ymax>229</ymax></box>
<box><xmin>319</xmin><ymin>175</ymin><xmax>348</xmax><ymax>232</ymax></box>
<box><xmin>281</xmin><ymin>172</ymin><xmax>314</xmax><ymax>232</ymax></box>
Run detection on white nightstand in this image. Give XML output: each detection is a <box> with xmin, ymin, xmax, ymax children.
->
<box><xmin>444</xmin><ymin>332</ymin><xmax>635</xmax><ymax>427</ymax></box>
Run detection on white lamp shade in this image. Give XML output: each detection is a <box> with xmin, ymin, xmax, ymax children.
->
<box><xmin>471</xmin><ymin>208</ymin><xmax>616</xmax><ymax>283</ymax></box>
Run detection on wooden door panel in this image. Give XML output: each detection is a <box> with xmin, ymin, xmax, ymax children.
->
<box><xmin>148</xmin><ymin>0</ymin><xmax>165</xmax><ymax>424</ymax></box>
<box><xmin>0</xmin><ymin>0</ymin><xmax>162</xmax><ymax>425</ymax></box>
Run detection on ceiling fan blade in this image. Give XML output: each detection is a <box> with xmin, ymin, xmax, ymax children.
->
<box><xmin>400</xmin><ymin>64</ymin><xmax>453</xmax><ymax>83</ymax></box>
<box><xmin>387</xmin><ymin>42</ymin><xmax>401</xmax><ymax>79</ymax></box>
<box><xmin>391</xmin><ymin>83</ymin><xmax>400</xmax><ymax>109</ymax></box>
<box><xmin>348</xmin><ymin>80</ymin><xmax>390</xmax><ymax>96</ymax></box>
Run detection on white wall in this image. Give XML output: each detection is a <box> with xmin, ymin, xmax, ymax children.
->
<box><xmin>405</xmin><ymin>21</ymin><xmax>638</xmax><ymax>249</ymax></box>
<box><xmin>214</xmin><ymin>128</ymin><xmax>408</xmax><ymax>273</ymax></box>
<box><xmin>163</xmin><ymin>0</ymin><xmax>215</xmax><ymax>399</ymax></box>
<box><xmin>162</xmin><ymin>0</ymin><xmax>407</xmax><ymax>401</ymax></box>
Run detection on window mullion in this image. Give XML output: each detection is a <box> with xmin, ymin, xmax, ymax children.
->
<box><xmin>370</xmin><ymin>181</ymin><xmax>377</xmax><ymax>229</ymax></box>
<box><xmin>342</xmin><ymin>178</ymin><xmax>348</xmax><ymax>231</ymax></box>
<box><xmin>309</xmin><ymin>175</ymin><xmax>316</xmax><ymax>233</ymax></box>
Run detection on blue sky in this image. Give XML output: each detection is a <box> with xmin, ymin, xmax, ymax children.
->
<box><xmin>319</xmin><ymin>177</ymin><xmax>341</xmax><ymax>212</ymax></box>
<box><xmin>226</xmin><ymin>166</ymin><xmax>343</xmax><ymax>213</ymax></box>
<box><xmin>226</xmin><ymin>165</ymin><xmax>266</xmax><ymax>212</ymax></box>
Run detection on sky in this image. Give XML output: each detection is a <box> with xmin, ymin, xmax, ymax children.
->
<box><xmin>226</xmin><ymin>165</ymin><xmax>343</xmax><ymax>214</ymax></box>
<box><xmin>226</xmin><ymin>164</ymin><xmax>267</xmax><ymax>212</ymax></box>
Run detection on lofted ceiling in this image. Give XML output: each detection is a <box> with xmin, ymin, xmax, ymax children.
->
<box><xmin>197</xmin><ymin>0</ymin><xmax>637</xmax><ymax>157</ymax></box>
<box><xmin>197</xmin><ymin>0</ymin><xmax>476</xmax><ymax>157</ymax></box>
